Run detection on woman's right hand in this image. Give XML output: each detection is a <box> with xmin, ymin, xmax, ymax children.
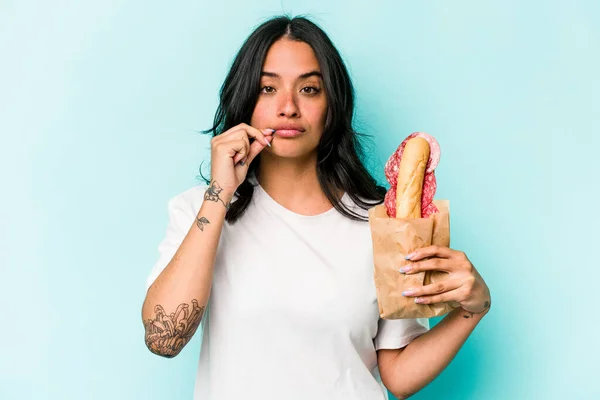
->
<box><xmin>210</xmin><ymin>123</ymin><xmax>274</xmax><ymax>197</ymax></box>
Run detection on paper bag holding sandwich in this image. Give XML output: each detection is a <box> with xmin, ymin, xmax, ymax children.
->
<box><xmin>368</xmin><ymin>132</ymin><xmax>457</xmax><ymax>319</ymax></box>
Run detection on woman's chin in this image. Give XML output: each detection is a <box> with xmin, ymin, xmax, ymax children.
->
<box><xmin>261</xmin><ymin>146</ymin><xmax>318</xmax><ymax>161</ymax></box>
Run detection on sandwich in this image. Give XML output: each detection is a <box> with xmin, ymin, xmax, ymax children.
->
<box><xmin>384</xmin><ymin>132</ymin><xmax>441</xmax><ymax>219</ymax></box>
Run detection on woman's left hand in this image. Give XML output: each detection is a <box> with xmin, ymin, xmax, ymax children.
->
<box><xmin>399</xmin><ymin>245</ymin><xmax>491</xmax><ymax>314</ymax></box>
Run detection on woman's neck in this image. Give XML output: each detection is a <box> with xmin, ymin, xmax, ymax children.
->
<box><xmin>256</xmin><ymin>154</ymin><xmax>334</xmax><ymax>216</ymax></box>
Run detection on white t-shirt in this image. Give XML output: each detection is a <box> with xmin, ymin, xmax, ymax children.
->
<box><xmin>146</xmin><ymin>174</ymin><xmax>429</xmax><ymax>400</ymax></box>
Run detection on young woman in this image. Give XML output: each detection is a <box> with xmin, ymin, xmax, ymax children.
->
<box><xmin>142</xmin><ymin>15</ymin><xmax>491</xmax><ymax>400</ymax></box>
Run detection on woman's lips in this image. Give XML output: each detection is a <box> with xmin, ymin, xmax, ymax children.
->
<box><xmin>274</xmin><ymin>129</ymin><xmax>303</xmax><ymax>138</ymax></box>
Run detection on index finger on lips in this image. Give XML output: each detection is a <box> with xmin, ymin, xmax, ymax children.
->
<box><xmin>233</xmin><ymin>128</ymin><xmax>274</xmax><ymax>165</ymax></box>
<box><xmin>238</xmin><ymin>123</ymin><xmax>273</xmax><ymax>147</ymax></box>
<box><xmin>214</xmin><ymin>124</ymin><xmax>272</xmax><ymax>143</ymax></box>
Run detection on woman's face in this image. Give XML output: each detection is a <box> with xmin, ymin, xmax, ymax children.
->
<box><xmin>250</xmin><ymin>38</ymin><xmax>328</xmax><ymax>160</ymax></box>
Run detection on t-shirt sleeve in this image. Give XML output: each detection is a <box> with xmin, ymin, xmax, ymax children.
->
<box><xmin>145</xmin><ymin>192</ymin><xmax>197</xmax><ymax>291</ymax></box>
<box><xmin>374</xmin><ymin>317</ymin><xmax>430</xmax><ymax>350</ymax></box>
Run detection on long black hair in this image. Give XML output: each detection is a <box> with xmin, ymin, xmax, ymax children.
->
<box><xmin>199</xmin><ymin>15</ymin><xmax>386</xmax><ymax>223</ymax></box>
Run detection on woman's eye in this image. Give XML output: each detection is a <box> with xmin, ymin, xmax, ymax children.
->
<box><xmin>301</xmin><ymin>86</ymin><xmax>320</xmax><ymax>94</ymax></box>
<box><xmin>260</xmin><ymin>86</ymin><xmax>275</xmax><ymax>93</ymax></box>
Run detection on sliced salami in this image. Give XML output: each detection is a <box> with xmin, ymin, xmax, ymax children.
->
<box><xmin>384</xmin><ymin>187</ymin><xmax>397</xmax><ymax>218</ymax></box>
<box><xmin>384</xmin><ymin>150</ymin><xmax>401</xmax><ymax>189</ymax></box>
<box><xmin>421</xmin><ymin>171</ymin><xmax>439</xmax><ymax>217</ymax></box>
<box><xmin>422</xmin><ymin>202</ymin><xmax>439</xmax><ymax>218</ymax></box>
<box><xmin>421</xmin><ymin>172</ymin><xmax>437</xmax><ymax>210</ymax></box>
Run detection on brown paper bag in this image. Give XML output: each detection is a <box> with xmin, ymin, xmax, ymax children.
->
<box><xmin>368</xmin><ymin>199</ymin><xmax>457</xmax><ymax>319</ymax></box>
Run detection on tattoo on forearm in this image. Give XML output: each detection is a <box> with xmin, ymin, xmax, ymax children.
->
<box><xmin>204</xmin><ymin>180</ymin><xmax>231</xmax><ymax>210</ymax></box>
<box><xmin>144</xmin><ymin>299</ymin><xmax>205</xmax><ymax>357</ymax></box>
<box><xmin>196</xmin><ymin>216</ymin><xmax>210</xmax><ymax>231</ymax></box>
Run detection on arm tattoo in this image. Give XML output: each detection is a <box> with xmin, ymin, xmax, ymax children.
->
<box><xmin>196</xmin><ymin>216</ymin><xmax>210</xmax><ymax>231</ymax></box>
<box><xmin>204</xmin><ymin>180</ymin><xmax>231</xmax><ymax>210</ymax></box>
<box><xmin>144</xmin><ymin>299</ymin><xmax>205</xmax><ymax>357</ymax></box>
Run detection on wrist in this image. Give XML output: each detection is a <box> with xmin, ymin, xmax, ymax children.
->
<box><xmin>204</xmin><ymin>182</ymin><xmax>235</xmax><ymax>211</ymax></box>
<box><xmin>219</xmin><ymin>189</ymin><xmax>235</xmax><ymax>206</ymax></box>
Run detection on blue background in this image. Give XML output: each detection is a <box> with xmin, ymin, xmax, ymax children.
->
<box><xmin>1</xmin><ymin>1</ymin><xmax>598</xmax><ymax>399</ymax></box>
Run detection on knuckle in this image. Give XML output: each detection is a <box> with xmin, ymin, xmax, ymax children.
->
<box><xmin>460</xmin><ymin>263</ymin><xmax>471</xmax><ymax>276</ymax></box>
<box><xmin>434</xmin><ymin>283</ymin><xmax>445</xmax><ymax>293</ymax></box>
<box><xmin>458</xmin><ymin>259</ymin><xmax>471</xmax><ymax>270</ymax></box>
<box><xmin>466</xmin><ymin>276</ymin><xmax>476</xmax><ymax>288</ymax></box>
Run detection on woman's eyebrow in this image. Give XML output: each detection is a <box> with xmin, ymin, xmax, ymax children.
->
<box><xmin>260</xmin><ymin>70</ymin><xmax>323</xmax><ymax>79</ymax></box>
<box><xmin>298</xmin><ymin>71</ymin><xmax>323</xmax><ymax>79</ymax></box>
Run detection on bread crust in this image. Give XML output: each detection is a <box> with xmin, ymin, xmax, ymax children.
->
<box><xmin>395</xmin><ymin>137</ymin><xmax>430</xmax><ymax>218</ymax></box>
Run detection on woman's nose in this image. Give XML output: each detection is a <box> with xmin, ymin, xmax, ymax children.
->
<box><xmin>277</xmin><ymin>92</ymin><xmax>300</xmax><ymax>117</ymax></box>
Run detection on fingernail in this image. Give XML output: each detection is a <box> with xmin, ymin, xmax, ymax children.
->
<box><xmin>399</xmin><ymin>266</ymin><xmax>412</xmax><ymax>273</ymax></box>
<box><xmin>405</xmin><ymin>252</ymin><xmax>416</xmax><ymax>260</ymax></box>
<box><xmin>402</xmin><ymin>290</ymin><xmax>415</xmax><ymax>297</ymax></box>
<box><xmin>415</xmin><ymin>297</ymin><xmax>425</xmax><ymax>304</ymax></box>
<box><xmin>240</xmin><ymin>161</ymin><xmax>245</xmax><ymax>166</ymax></box>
